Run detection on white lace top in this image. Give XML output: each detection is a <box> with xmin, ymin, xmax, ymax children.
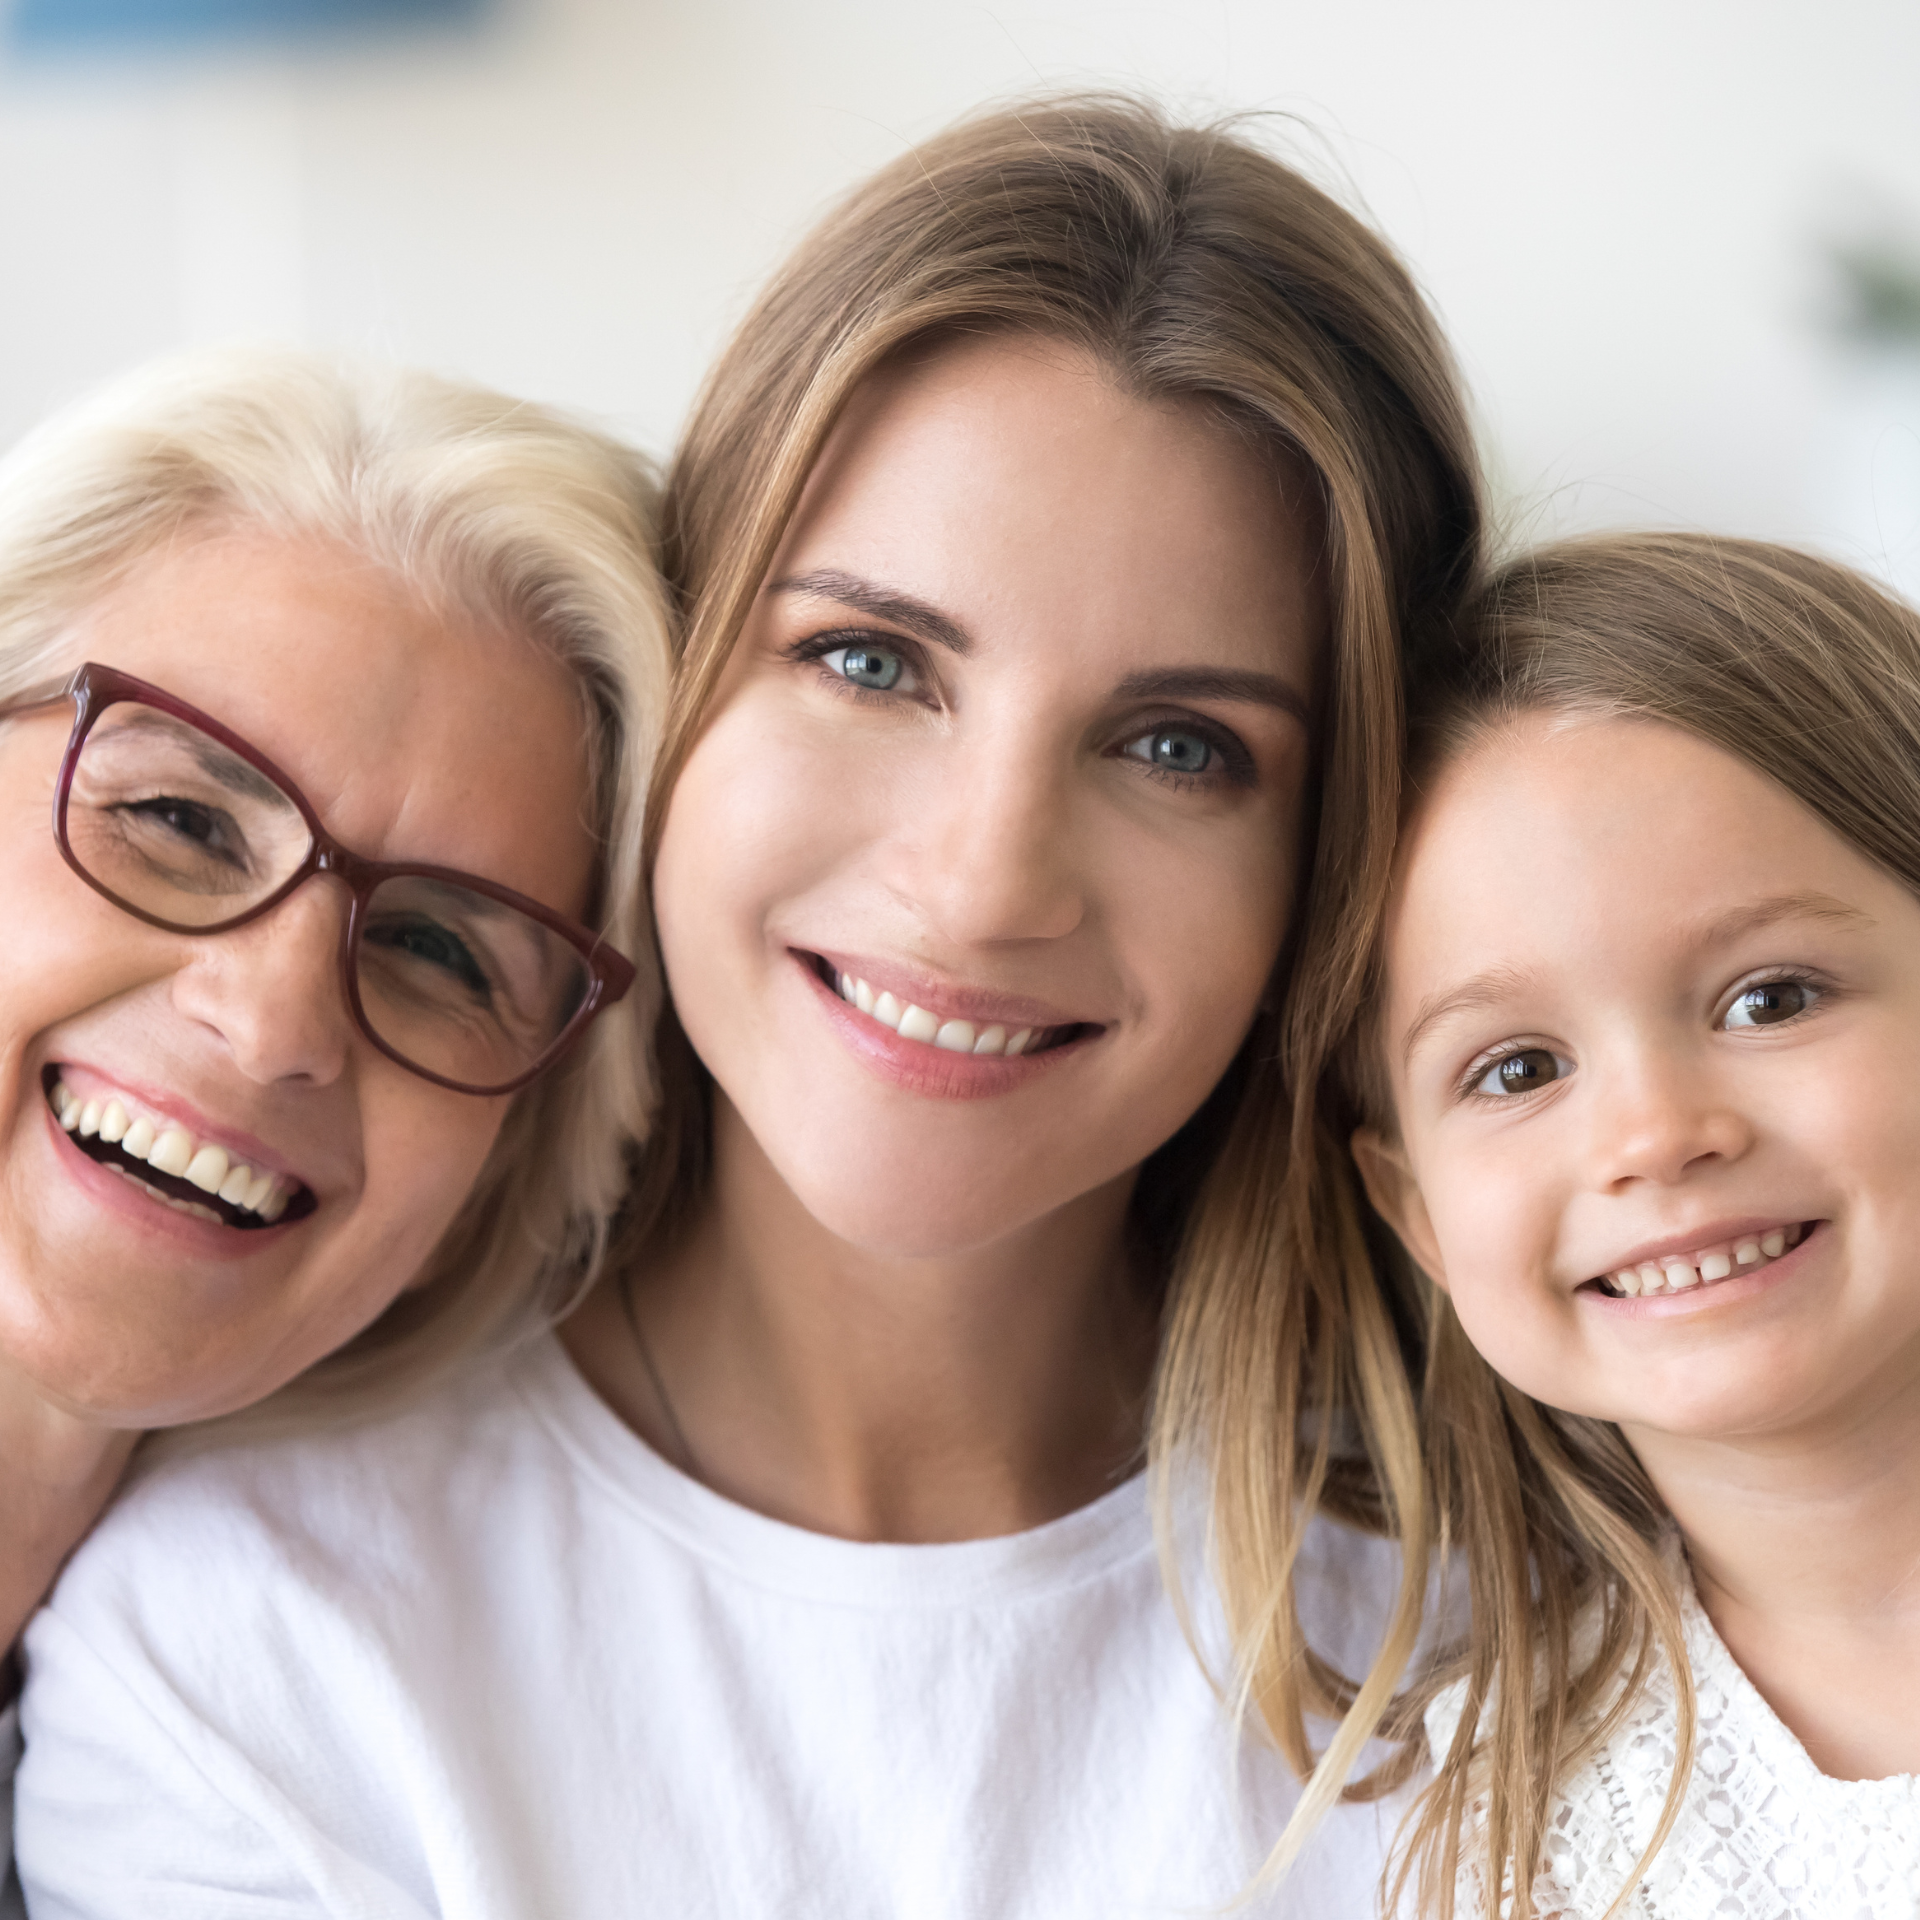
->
<box><xmin>1424</xmin><ymin>1571</ymin><xmax>1920</xmax><ymax>1920</ymax></box>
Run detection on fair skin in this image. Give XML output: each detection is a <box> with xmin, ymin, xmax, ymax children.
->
<box><xmin>1355</xmin><ymin>711</ymin><xmax>1920</xmax><ymax>1780</ymax></box>
<box><xmin>0</xmin><ymin>526</ymin><xmax>597</xmax><ymax>1660</ymax></box>
<box><xmin>568</xmin><ymin>335</ymin><xmax>1322</xmax><ymax>1544</ymax></box>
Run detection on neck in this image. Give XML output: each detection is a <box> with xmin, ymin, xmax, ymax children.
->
<box><xmin>1625</xmin><ymin>1348</ymin><xmax>1920</xmax><ymax>1779</ymax></box>
<box><xmin>567</xmin><ymin>1094</ymin><xmax>1158</xmax><ymax>1544</ymax></box>
<box><xmin>0</xmin><ymin>1359</ymin><xmax>138</xmax><ymax>1663</ymax></box>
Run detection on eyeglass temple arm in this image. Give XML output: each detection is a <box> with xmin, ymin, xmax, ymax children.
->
<box><xmin>0</xmin><ymin>680</ymin><xmax>79</xmax><ymax>725</ymax></box>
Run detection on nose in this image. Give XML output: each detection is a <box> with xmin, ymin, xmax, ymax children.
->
<box><xmin>895</xmin><ymin>721</ymin><xmax>1087</xmax><ymax>947</ymax></box>
<box><xmin>1586</xmin><ymin>1045</ymin><xmax>1754</xmax><ymax>1192</ymax></box>
<box><xmin>168</xmin><ymin>878</ymin><xmax>356</xmax><ymax>1087</ymax></box>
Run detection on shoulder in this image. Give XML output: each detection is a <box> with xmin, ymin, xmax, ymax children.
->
<box><xmin>1419</xmin><ymin>1594</ymin><xmax>1678</xmax><ymax>1919</ymax></box>
<box><xmin>14</xmin><ymin>1340</ymin><xmax>588</xmax><ymax>1914</ymax></box>
<box><xmin>37</xmin><ymin>1337</ymin><xmax>582</xmax><ymax>1665</ymax></box>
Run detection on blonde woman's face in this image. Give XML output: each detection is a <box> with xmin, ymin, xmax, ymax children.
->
<box><xmin>653</xmin><ymin>336</ymin><xmax>1321</xmax><ymax>1258</ymax></box>
<box><xmin>1360</xmin><ymin>711</ymin><xmax>1920</xmax><ymax>1449</ymax></box>
<box><xmin>0</xmin><ymin>529</ymin><xmax>596</xmax><ymax>1425</ymax></box>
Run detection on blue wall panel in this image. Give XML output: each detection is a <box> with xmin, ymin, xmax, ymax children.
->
<box><xmin>13</xmin><ymin>0</ymin><xmax>481</xmax><ymax>49</ymax></box>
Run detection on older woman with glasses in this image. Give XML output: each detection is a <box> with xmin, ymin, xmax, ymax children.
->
<box><xmin>0</xmin><ymin>350</ymin><xmax>669</xmax><ymax>1912</ymax></box>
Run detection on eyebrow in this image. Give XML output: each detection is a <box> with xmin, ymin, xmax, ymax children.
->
<box><xmin>1113</xmin><ymin>666</ymin><xmax>1311</xmax><ymax>726</ymax></box>
<box><xmin>768</xmin><ymin>569</ymin><xmax>972</xmax><ymax>657</ymax></box>
<box><xmin>1692</xmin><ymin>891</ymin><xmax>1873</xmax><ymax>945</ymax></box>
<box><xmin>771</xmin><ymin>570</ymin><xmax>1310</xmax><ymax>722</ymax></box>
<box><xmin>1400</xmin><ymin>964</ymin><xmax>1537</xmax><ymax>1068</ymax></box>
<box><xmin>1397</xmin><ymin>892</ymin><xmax>1876</xmax><ymax>1068</ymax></box>
<box><xmin>108</xmin><ymin>713</ymin><xmax>291</xmax><ymax>810</ymax></box>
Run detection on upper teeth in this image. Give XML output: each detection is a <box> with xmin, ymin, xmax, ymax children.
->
<box><xmin>1607</xmin><ymin>1224</ymin><xmax>1804</xmax><ymax>1297</ymax></box>
<box><xmin>51</xmin><ymin>1079</ymin><xmax>293</xmax><ymax>1222</ymax></box>
<box><xmin>832</xmin><ymin>972</ymin><xmax>1035</xmax><ymax>1057</ymax></box>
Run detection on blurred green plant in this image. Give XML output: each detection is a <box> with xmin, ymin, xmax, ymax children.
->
<box><xmin>1828</xmin><ymin>232</ymin><xmax>1920</xmax><ymax>350</ymax></box>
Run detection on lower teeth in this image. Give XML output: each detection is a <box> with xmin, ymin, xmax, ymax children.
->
<box><xmin>104</xmin><ymin>1162</ymin><xmax>224</xmax><ymax>1227</ymax></box>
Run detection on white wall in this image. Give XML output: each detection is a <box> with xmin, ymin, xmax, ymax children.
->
<box><xmin>4</xmin><ymin>0</ymin><xmax>1918</xmax><ymax>587</ymax></box>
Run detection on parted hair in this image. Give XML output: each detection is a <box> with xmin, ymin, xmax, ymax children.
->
<box><xmin>1325</xmin><ymin>532</ymin><xmax>1920</xmax><ymax>1917</ymax></box>
<box><xmin>627</xmin><ymin>89</ymin><xmax>1483</xmax><ymax>1835</ymax></box>
<box><xmin>0</xmin><ymin>347</ymin><xmax>672</xmax><ymax>1426</ymax></box>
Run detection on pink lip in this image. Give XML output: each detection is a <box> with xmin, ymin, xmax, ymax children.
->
<box><xmin>43</xmin><ymin>1099</ymin><xmax>304</xmax><ymax>1255</ymax></box>
<box><xmin>795</xmin><ymin>955</ymin><xmax>1096</xmax><ymax>1100</ymax></box>
<box><xmin>1579</xmin><ymin>1220</ymin><xmax>1823</xmax><ymax>1320</ymax></box>
<box><xmin>52</xmin><ymin>1061</ymin><xmax>311</xmax><ymax>1188</ymax></box>
<box><xmin>805</xmin><ymin>948</ymin><xmax>1099</xmax><ymax>1034</ymax></box>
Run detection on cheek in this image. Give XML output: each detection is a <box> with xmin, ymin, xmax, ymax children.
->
<box><xmin>1421</xmin><ymin>1156</ymin><xmax>1582</xmax><ymax>1393</ymax></box>
<box><xmin>0</xmin><ymin>838</ymin><xmax>173</xmax><ymax>1086</ymax></box>
<box><xmin>348</xmin><ymin>1089</ymin><xmax>509</xmax><ymax>1286</ymax></box>
<box><xmin>654</xmin><ymin>704</ymin><xmax>859</xmax><ymax>999</ymax></box>
<box><xmin>1114</xmin><ymin>826</ymin><xmax>1290</xmax><ymax>1070</ymax></box>
<box><xmin>1791</xmin><ymin>1024</ymin><xmax>1920</xmax><ymax>1188</ymax></box>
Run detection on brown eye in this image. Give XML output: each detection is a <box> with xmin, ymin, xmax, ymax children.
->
<box><xmin>1724</xmin><ymin>980</ymin><xmax>1813</xmax><ymax>1029</ymax></box>
<box><xmin>1472</xmin><ymin>1048</ymin><xmax>1569</xmax><ymax>1097</ymax></box>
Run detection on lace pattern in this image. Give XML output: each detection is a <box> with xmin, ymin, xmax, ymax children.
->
<box><xmin>1424</xmin><ymin>1576</ymin><xmax>1920</xmax><ymax>1919</ymax></box>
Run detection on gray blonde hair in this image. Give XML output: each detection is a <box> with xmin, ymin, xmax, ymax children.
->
<box><xmin>0</xmin><ymin>347</ymin><xmax>671</xmax><ymax>1426</ymax></box>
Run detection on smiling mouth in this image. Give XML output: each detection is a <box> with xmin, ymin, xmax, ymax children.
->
<box><xmin>47</xmin><ymin>1069</ymin><xmax>316</xmax><ymax>1232</ymax></box>
<box><xmin>1585</xmin><ymin>1222</ymin><xmax>1812</xmax><ymax>1299</ymax></box>
<box><xmin>808</xmin><ymin>955</ymin><xmax>1096</xmax><ymax>1057</ymax></box>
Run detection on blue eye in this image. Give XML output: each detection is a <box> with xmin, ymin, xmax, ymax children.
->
<box><xmin>1472</xmin><ymin>1048</ymin><xmax>1570</xmax><ymax>1097</ymax></box>
<box><xmin>825</xmin><ymin>643</ymin><xmax>907</xmax><ymax>692</ymax></box>
<box><xmin>1124</xmin><ymin>727</ymin><xmax>1217</xmax><ymax>776</ymax></box>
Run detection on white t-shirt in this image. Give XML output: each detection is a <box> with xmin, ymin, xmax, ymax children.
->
<box><xmin>17</xmin><ymin>1335</ymin><xmax>1411</xmax><ymax>1920</ymax></box>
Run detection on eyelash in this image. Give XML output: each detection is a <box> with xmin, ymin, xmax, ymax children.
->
<box><xmin>783</xmin><ymin>629</ymin><xmax>931</xmax><ymax>708</ymax></box>
<box><xmin>1450</xmin><ymin>965</ymin><xmax>1835</xmax><ymax>1105</ymax></box>
<box><xmin>781</xmin><ymin>628</ymin><xmax>1259</xmax><ymax>790</ymax></box>
<box><xmin>1122</xmin><ymin>720</ymin><xmax>1258</xmax><ymax>791</ymax></box>
<box><xmin>1718</xmin><ymin>964</ymin><xmax>1829</xmax><ymax>1031</ymax></box>
<box><xmin>1453</xmin><ymin>1041</ymin><xmax>1564</xmax><ymax>1106</ymax></box>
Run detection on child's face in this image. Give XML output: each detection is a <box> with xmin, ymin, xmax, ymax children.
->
<box><xmin>1356</xmin><ymin>710</ymin><xmax>1920</xmax><ymax>1446</ymax></box>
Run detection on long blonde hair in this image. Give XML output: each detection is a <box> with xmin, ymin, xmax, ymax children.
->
<box><xmin>623</xmin><ymin>98</ymin><xmax>1483</xmax><ymax>1798</ymax></box>
<box><xmin>0</xmin><ymin>347</ymin><xmax>673</xmax><ymax>1426</ymax></box>
<box><xmin>1331</xmin><ymin>533</ymin><xmax>1920</xmax><ymax>1916</ymax></box>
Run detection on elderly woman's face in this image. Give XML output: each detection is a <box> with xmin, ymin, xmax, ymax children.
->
<box><xmin>0</xmin><ymin>529</ymin><xmax>596</xmax><ymax>1425</ymax></box>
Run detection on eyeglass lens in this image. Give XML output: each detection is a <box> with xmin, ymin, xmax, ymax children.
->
<box><xmin>66</xmin><ymin>702</ymin><xmax>593</xmax><ymax>1088</ymax></box>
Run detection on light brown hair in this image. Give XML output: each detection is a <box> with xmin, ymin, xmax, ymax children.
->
<box><xmin>627</xmin><ymin>88</ymin><xmax>1483</xmax><ymax>1823</ymax></box>
<box><xmin>1332</xmin><ymin>532</ymin><xmax>1920</xmax><ymax>1915</ymax></box>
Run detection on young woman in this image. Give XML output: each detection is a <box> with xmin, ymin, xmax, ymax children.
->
<box><xmin>17</xmin><ymin>98</ymin><xmax>1481</xmax><ymax>1915</ymax></box>
<box><xmin>1341</xmin><ymin>536</ymin><xmax>1920</xmax><ymax>1914</ymax></box>
<box><xmin>0</xmin><ymin>349</ymin><xmax>670</xmax><ymax>1912</ymax></box>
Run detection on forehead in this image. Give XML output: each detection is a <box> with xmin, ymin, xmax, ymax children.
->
<box><xmin>1386</xmin><ymin>713</ymin><xmax>1864</xmax><ymax>1004</ymax></box>
<box><xmin>61</xmin><ymin>526</ymin><xmax>598</xmax><ymax>914</ymax></box>
<box><xmin>774</xmin><ymin>333</ymin><xmax>1324</xmax><ymax>685</ymax></box>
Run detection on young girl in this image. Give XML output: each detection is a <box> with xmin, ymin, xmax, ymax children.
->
<box><xmin>1345</xmin><ymin>533</ymin><xmax>1920</xmax><ymax>1916</ymax></box>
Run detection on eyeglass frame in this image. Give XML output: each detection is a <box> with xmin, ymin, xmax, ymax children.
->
<box><xmin>0</xmin><ymin>660</ymin><xmax>637</xmax><ymax>1097</ymax></box>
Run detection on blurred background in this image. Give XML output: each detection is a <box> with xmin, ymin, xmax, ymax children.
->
<box><xmin>3</xmin><ymin>0</ymin><xmax>1918</xmax><ymax>595</ymax></box>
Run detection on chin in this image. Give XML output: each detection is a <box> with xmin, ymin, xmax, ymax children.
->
<box><xmin>779</xmin><ymin>1151</ymin><xmax>1089</xmax><ymax>1264</ymax></box>
<box><xmin>787</xmin><ymin>1189</ymin><xmax>1046</xmax><ymax>1264</ymax></box>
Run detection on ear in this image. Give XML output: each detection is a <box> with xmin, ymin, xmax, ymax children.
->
<box><xmin>1350</xmin><ymin>1127</ymin><xmax>1451</xmax><ymax>1295</ymax></box>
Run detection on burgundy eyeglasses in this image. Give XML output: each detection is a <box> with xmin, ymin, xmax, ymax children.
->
<box><xmin>0</xmin><ymin>662</ymin><xmax>636</xmax><ymax>1096</ymax></box>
